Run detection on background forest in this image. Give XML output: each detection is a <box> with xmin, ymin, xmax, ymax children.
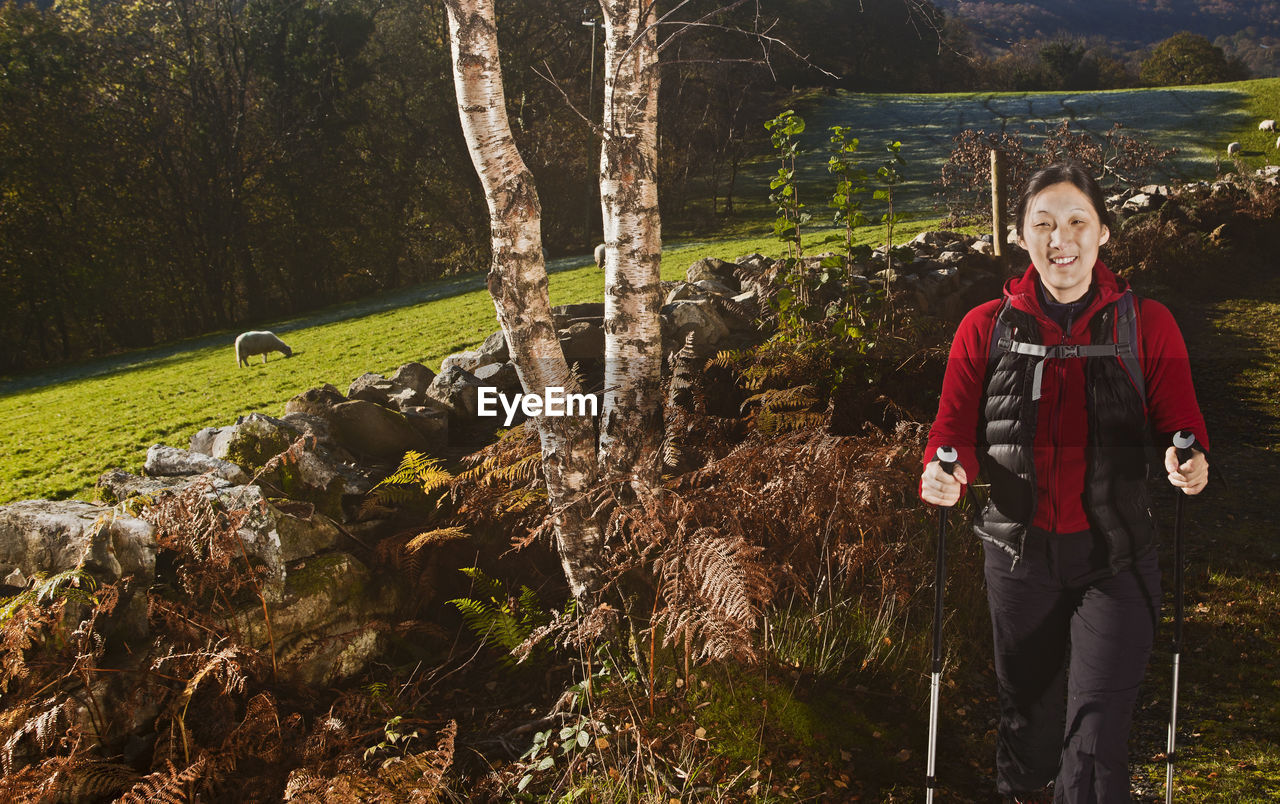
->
<box><xmin>2</xmin><ymin>0</ymin><xmax>1273</xmax><ymax>375</ymax></box>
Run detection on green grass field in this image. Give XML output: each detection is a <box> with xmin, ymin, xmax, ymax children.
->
<box><xmin>727</xmin><ymin>77</ymin><xmax>1280</xmax><ymax>222</ymax></box>
<box><xmin>3</xmin><ymin>76</ymin><xmax>1278</xmax><ymax>505</ymax></box>
<box><xmin>0</xmin><ymin>221</ymin><xmax>949</xmax><ymax>504</ymax></box>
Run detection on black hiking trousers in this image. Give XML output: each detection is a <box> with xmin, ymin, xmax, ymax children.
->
<box><xmin>983</xmin><ymin>527</ymin><xmax>1161</xmax><ymax>803</ymax></box>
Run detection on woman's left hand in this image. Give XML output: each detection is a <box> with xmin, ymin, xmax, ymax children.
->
<box><xmin>1165</xmin><ymin>447</ymin><xmax>1208</xmax><ymax>495</ymax></box>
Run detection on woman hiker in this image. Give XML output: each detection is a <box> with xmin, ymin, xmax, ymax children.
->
<box><xmin>919</xmin><ymin>161</ymin><xmax>1210</xmax><ymax>803</ymax></box>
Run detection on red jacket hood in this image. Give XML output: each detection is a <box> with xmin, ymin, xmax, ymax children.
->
<box><xmin>1002</xmin><ymin>260</ymin><xmax>1129</xmax><ymax>329</ymax></box>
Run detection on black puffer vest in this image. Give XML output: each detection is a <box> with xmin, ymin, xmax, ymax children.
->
<box><xmin>975</xmin><ymin>296</ymin><xmax>1155</xmax><ymax>573</ymax></box>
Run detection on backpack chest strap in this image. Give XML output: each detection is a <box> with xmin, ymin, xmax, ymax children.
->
<box><xmin>997</xmin><ymin>338</ymin><xmax>1129</xmax><ymax>401</ymax></box>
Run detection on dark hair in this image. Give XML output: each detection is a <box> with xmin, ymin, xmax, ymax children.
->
<box><xmin>1014</xmin><ymin>161</ymin><xmax>1112</xmax><ymax>234</ymax></box>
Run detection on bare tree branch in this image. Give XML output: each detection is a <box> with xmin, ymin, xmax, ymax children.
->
<box><xmin>531</xmin><ymin>61</ymin><xmax>602</xmax><ymax>135</ymax></box>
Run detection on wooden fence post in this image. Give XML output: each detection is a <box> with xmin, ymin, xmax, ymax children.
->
<box><xmin>991</xmin><ymin>149</ymin><xmax>1005</xmax><ymax>257</ymax></box>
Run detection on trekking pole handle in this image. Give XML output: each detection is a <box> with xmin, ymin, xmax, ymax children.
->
<box><xmin>1173</xmin><ymin>430</ymin><xmax>1196</xmax><ymax>465</ymax></box>
<box><xmin>935</xmin><ymin>446</ymin><xmax>958</xmax><ymax>476</ymax></box>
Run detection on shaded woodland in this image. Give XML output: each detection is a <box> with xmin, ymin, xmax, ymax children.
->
<box><xmin>3</xmin><ymin>0</ymin><xmax>1271</xmax><ymax>373</ymax></box>
<box><xmin>0</xmin><ymin>0</ymin><xmax>974</xmax><ymax>374</ymax></box>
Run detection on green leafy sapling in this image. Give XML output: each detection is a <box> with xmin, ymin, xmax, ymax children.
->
<box><xmin>828</xmin><ymin>125</ymin><xmax>870</xmax><ymax>261</ymax></box>
<box><xmin>872</xmin><ymin>140</ymin><xmax>908</xmax><ymax>326</ymax></box>
<box><xmin>765</xmin><ymin>110</ymin><xmax>810</xmax><ymax>259</ymax></box>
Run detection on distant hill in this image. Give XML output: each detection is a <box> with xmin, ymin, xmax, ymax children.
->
<box><xmin>936</xmin><ymin>0</ymin><xmax>1280</xmax><ymax>49</ymax></box>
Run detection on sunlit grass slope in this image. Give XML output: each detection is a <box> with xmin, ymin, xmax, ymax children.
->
<box><xmin>0</xmin><ymin>220</ymin><xmax>949</xmax><ymax>504</ymax></box>
<box><xmin>727</xmin><ymin>77</ymin><xmax>1280</xmax><ymax>222</ymax></box>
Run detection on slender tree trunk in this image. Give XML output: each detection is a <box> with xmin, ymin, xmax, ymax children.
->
<box><xmin>596</xmin><ymin>0</ymin><xmax>664</xmax><ymax>486</ymax></box>
<box><xmin>443</xmin><ymin>0</ymin><xmax>605</xmax><ymax>599</ymax></box>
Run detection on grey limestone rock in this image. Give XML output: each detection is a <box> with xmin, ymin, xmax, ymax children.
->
<box><xmin>440</xmin><ymin>349</ymin><xmax>485</xmax><ymax>374</ymax></box>
<box><xmin>144</xmin><ymin>444</ymin><xmax>249</xmax><ymax>484</ymax></box>
<box><xmin>476</xmin><ymin>331</ymin><xmax>510</xmax><ymax>365</ymax></box>
<box><xmin>686</xmin><ymin>257</ymin><xmax>740</xmax><ymax>288</ymax></box>
<box><xmin>426</xmin><ymin>365</ymin><xmax>485</xmax><ymax>425</ymax></box>
<box><xmin>190</xmin><ymin>412</ymin><xmax>302</xmax><ymax>473</ymax></box>
<box><xmin>390</xmin><ymin>362</ymin><xmax>437</xmax><ymax>398</ymax></box>
<box><xmin>558</xmin><ymin>320</ymin><xmax>605</xmax><ymax>362</ymax></box>
<box><xmin>663</xmin><ymin>299</ymin><xmax>730</xmax><ymax>355</ymax></box>
<box><xmin>328</xmin><ymin>398</ymin><xmax>430</xmax><ymax>461</ymax></box>
<box><xmin>283</xmin><ymin>384</ymin><xmax>347</xmax><ymax>419</ymax></box>
<box><xmin>0</xmin><ymin>499</ymin><xmax>156</xmax><ymax>589</ymax></box>
<box><xmin>96</xmin><ymin>468</ymin><xmax>229</xmax><ymax>506</ymax></box>
<box><xmin>347</xmin><ymin>372</ymin><xmax>398</xmax><ymax>405</ymax></box>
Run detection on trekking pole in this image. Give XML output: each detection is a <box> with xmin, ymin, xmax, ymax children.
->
<box><xmin>926</xmin><ymin>446</ymin><xmax>958</xmax><ymax>804</ymax></box>
<box><xmin>1166</xmin><ymin>429</ymin><xmax>1196</xmax><ymax>804</ymax></box>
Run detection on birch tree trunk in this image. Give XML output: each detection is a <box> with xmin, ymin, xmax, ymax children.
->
<box><xmin>596</xmin><ymin>0</ymin><xmax>664</xmax><ymax>486</ymax></box>
<box><xmin>443</xmin><ymin>0</ymin><xmax>604</xmax><ymax>599</ymax></box>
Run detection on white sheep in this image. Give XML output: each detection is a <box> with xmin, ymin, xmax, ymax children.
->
<box><xmin>235</xmin><ymin>331</ymin><xmax>292</xmax><ymax>367</ymax></box>
<box><xmin>1276</xmin><ymin>135</ymin><xmax>1280</xmax><ymax>150</ymax></box>
<box><xmin>593</xmin><ymin>243</ymin><xmax>606</xmax><ymax>269</ymax></box>
<box><xmin>1227</xmin><ymin>141</ymin><xmax>1242</xmax><ymax>155</ymax></box>
<box><xmin>1260</xmin><ymin>119</ymin><xmax>1276</xmax><ymax>131</ymax></box>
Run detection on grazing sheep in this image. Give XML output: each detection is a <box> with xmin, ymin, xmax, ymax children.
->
<box><xmin>1260</xmin><ymin>119</ymin><xmax>1276</xmax><ymax>131</ymax></box>
<box><xmin>594</xmin><ymin>243</ymin><xmax>606</xmax><ymax>269</ymax></box>
<box><xmin>235</xmin><ymin>331</ymin><xmax>292</xmax><ymax>367</ymax></box>
<box><xmin>1276</xmin><ymin>135</ymin><xmax>1280</xmax><ymax>150</ymax></box>
<box><xmin>1226</xmin><ymin>141</ymin><xmax>1242</xmax><ymax>155</ymax></box>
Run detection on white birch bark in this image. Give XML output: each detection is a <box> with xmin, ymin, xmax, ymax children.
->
<box><xmin>443</xmin><ymin>0</ymin><xmax>604</xmax><ymax>599</ymax></box>
<box><xmin>596</xmin><ymin>0</ymin><xmax>665</xmax><ymax>485</ymax></box>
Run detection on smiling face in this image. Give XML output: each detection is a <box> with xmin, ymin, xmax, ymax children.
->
<box><xmin>1017</xmin><ymin>181</ymin><xmax>1110</xmax><ymax>303</ymax></box>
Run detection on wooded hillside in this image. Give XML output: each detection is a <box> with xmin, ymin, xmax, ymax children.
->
<box><xmin>0</xmin><ymin>0</ymin><xmax>974</xmax><ymax>375</ymax></box>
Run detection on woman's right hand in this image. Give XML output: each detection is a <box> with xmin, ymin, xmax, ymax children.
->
<box><xmin>920</xmin><ymin>460</ymin><xmax>968</xmax><ymax>507</ymax></box>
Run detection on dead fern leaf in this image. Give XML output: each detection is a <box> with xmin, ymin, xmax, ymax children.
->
<box><xmin>484</xmin><ymin>452</ymin><xmax>541</xmax><ymax>487</ymax></box>
<box><xmin>1</xmin><ymin>697</ymin><xmax>72</xmax><ymax>777</ymax></box>
<box><xmin>224</xmin><ymin>691</ymin><xmax>283</xmax><ymax>764</ymax></box>
<box><xmin>405</xmin><ymin>527</ymin><xmax>469</xmax><ymax>552</ymax></box>
<box><xmin>498</xmin><ymin>487</ymin><xmax>546</xmax><ymax>514</ymax></box>
<box><xmin>117</xmin><ymin>756</ymin><xmax>207</xmax><ymax>804</ymax></box>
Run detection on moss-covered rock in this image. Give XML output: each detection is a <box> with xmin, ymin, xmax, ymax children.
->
<box><xmin>219</xmin><ymin>413</ymin><xmax>299</xmax><ymax>472</ymax></box>
<box><xmin>234</xmin><ymin>550</ymin><xmax>400</xmax><ymax>686</ymax></box>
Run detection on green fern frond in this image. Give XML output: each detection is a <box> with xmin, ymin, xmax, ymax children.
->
<box><xmin>457</xmin><ymin>567</ymin><xmax>504</xmax><ymax>603</ymax></box>
<box><xmin>362</xmin><ymin>452</ymin><xmax>455</xmax><ymax>514</ymax></box>
<box><xmin>448</xmin><ymin>597</ymin><xmax>495</xmax><ymax>638</ymax></box>
<box><xmin>361</xmin><ymin>485</ymin><xmax>421</xmax><ymax>508</ymax></box>
<box><xmin>446</xmin><ymin>597</ymin><xmax>525</xmax><ymax>666</ymax></box>
<box><xmin>707</xmin><ymin>349</ymin><xmax>745</xmax><ymax>371</ymax></box>
<box><xmin>373</xmin><ymin>451</ymin><xmax>453</xmax><ymax>494</ymax></box>
<box><xmin>517</xmin><ymin>585</ymin><xmax>541</xmax><ymax>616</ymax></box>
<box><xmin>448</xmin><ymin>569</ymin><xmax>550</xmax><ymax>667</ymax></box>
<box><xmin>1</xmin><ymin>568</ymin><xmax>97</xmax><ymax>624</ymax></box>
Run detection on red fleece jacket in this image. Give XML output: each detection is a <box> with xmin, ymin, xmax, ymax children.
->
<box><xmin>923</xmin><ymin>261</ymin><xmax>1209</xmax><ymax>534</ymax></box>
